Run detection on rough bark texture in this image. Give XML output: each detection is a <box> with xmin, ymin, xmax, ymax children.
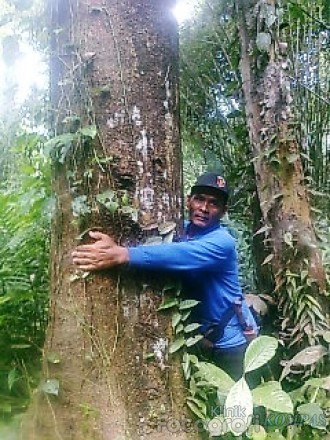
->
<box><xmin>21</xmin><ymin>0</ymin><xmax>200</xmax><ymax>439</ymax></box>
<box><xmin>236</xmin><ymin>0</ymin><xmax>329</xmax><ymax>346</ymax></box>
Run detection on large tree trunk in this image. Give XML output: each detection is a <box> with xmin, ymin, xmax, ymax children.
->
<box><xmin>236</xmin><ymin>0</ymin><xmax>329</xmax><ymax>346</ymax></box>
<box><xmin>22</xmin><ymin>0</ymin><xmax>198</xmax><ymax>439</ymax></box>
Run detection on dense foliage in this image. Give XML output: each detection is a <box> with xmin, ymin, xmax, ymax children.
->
<box><xmin>0</xmin><ymin>132</ymin><xmax>50</xmax><ymax>421</ymax></box>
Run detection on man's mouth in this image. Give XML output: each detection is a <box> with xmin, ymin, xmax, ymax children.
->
<box><xmin>194</xmin><ymin>215</ymin><xmax>208</xmax><ymax>222</ymax></box>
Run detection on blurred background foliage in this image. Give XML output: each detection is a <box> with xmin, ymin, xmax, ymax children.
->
<box><xmin>0</xmin><ymin>0</ymin><xmax>329</xmax><ymax>436</ymax></box>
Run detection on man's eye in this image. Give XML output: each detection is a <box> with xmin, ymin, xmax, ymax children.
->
<box><xmin>194</xmin><ymin>195</ymin><xmax>204</xmax><ymax>202</ymax></box>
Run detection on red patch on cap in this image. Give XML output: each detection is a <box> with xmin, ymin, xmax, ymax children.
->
<box><xmin>216</xmin><ymin>176</ymin><xmax>226</xmax><ymax>188</ymax></box>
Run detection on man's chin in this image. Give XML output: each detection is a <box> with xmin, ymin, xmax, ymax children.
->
<box><xmin>192</xmin><ymin>218</ymin><xmax>209</xmax><ymax>228</ymax></box>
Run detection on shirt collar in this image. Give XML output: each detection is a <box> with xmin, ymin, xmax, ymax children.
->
<box><xmin>184</xmin><ymin>221</ymin><xmax>221</xmax><ymax>239</ymax></box>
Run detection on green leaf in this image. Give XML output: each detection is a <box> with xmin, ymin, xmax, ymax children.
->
<box><xmin>186</xmin><ymin>400</ymin><xmax>207</xmax><ymax>420</ymax></box>
<box><xmin>8</xmin><ymin>368</ymin><xmax>18</xmax><ymax>391</ymax></box>
<box><xmin>41</xmin><ymin>379</ymin><xmax>60</xmax><ymax>396</ymax></box>
<box><xmin>224</xmin><ymin>377</ymin><xmax>253</xmax><ymax>436</ymax></box>
<box><xmin>171</xmin><ymin>312</ymin><xmax>181</xmax><ymax>329</ymax></box>
<box><xmin>96</xmin><ymin>190</ymin><xmax>119</xmax><ymax>213</ymax></box>
<box><xmin>244</xmin><ymin>336</ymin><xmax>278</xmax><ymax>373</ymax></box>
<box><xmin>181</xmin><ymin>310</ymin><xmax>191</xmax><ymax>321</ymax></box>
<box><xmin>182</xmin><ymin>356</ymin><xmax>191</xmax><ymax>379</ymax></box>
<box><xmin>47</xmin><ymin>352</ymin><xmax>61</xmax><ymax>364</ymax></box>
<box><xmin>44</xmin><ymin>133</ymin><xmax>76</xmax><ymax>163</ymax></box>
<box><xmin>252</xmin><ymin>381</ymin><xmax>293</xmax><ymax>414</ymax></box>
<box><xmin>195</xmin><ymin>362</ymin><xmax>235</xmax><ymax>394</ymax></box>
<box><xmin>186</xmin><ymin>396</ymin><xmax>206</xmax><ymax>413</ymax></box>
<box><xmin>297</xmin><ymin>403</ymin><xmax>326</xmax><ymax>429</ymax></box>
<box><xmin>305</xmin><ymin>376</ymin><xmax>330</xmax><ymax>391</ymax></box>
<box><xmin>186</xmin><ymin>334</ymin><xmax>204</xmax><ymax>347</ymax></box>
<box><xmin>169</xmin><ymin>337</ymin><xmax>185</xmax><ymax>354</ymax></box>
<box><xmin>80</xmin><ymin>124</ymin><xmax>97</xmax><ymax>138</ymax></box>
<box><xmin>245</xmin><ymin>425</ymin><xmax>267</xmax><ymax>440</ymax></box>
<box><xmin>265</xmin><ymin>433</ymin><xmax>286</xmax><ymax>440</ymax></box>
<box><xmin>179</xmin><ymin>299</ymin><xmax>200</xmax><ymax>310</ymax></box>
<box><xmin>184</xmin><ymin>323</ymin><xmax>202</xmax><ymax>333</ymax></box>
<box><xmin>157</xmin><ymin>297</ymin><xmax>179</xmax><ymax>311</ymax></box>
<box><xmin>261</xmin><ymin>254</ymin><xmax>274</xmax><ymax>265</ymax></box>
<box><xmin>280</xmin><ymin>345</ymin><xmax>327</xmax><ymax>381</ymax></box>
<box><xmin>322</xmin><ymin>331</ymin><xmax>330</xmax><ymax>343</ymax></box>
<box><xmin>175</xmin><ymin>323</ymin><xmax>184</xmax><ymax>334</ymax></box>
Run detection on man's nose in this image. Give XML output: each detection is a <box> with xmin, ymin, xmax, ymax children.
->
<box><xmin>200</xmin><ymin>201</ymin><xmax>209</xmax><ymax>211</ymax></box>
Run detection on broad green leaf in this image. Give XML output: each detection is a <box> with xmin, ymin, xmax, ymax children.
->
<box><xmin>262</xmin><ymin>254</ymin><xmax>274</xmax><ymax>265</ymax></box>
<box><xmin>157</xmin><ymin>297</ymin><xmax>179</xmax><ymax>311</ymax></box>
<box><xmin>252</xmin><ymin>381</ymin><xmax>293</xmax><ymax>414</ymax></box>
<box><xmin>175</xmin><ymin>323</ymin><xmax>184</xmax><ymax>334</ymax></box>
<box><xmin>8</xmin><ymin>368</ymin><xmax>18</xmax><ymax>391</ymax></box>
<box><xmin>0</xmin><ymin>296</ymin><xmax>11</xmax><ymax>305</ymax></box>
<box><xmin>186</xmin><ymin>396</ymin><xmax>206</xmax><ymax>413</ymax></box>
<box><xmin>187</xmin><ymin>354</ymin><xmax>199</xmax><ymax>365</ymax></box>
<box><xmin>179</xmin><ymin>299</ymin><xmax>200</xmax><ymax>310</ymax></box>
<box><xmin>246</xmin><ymin>425</ymin><xmax>267</xmax><ymax>440</ymax></box>
<box><xmin>195</xmin><ymin>362</ymin><xmax>234</xmax><ymax>394</ymax></box>
<box><xmin>185</xmin><ymin>334</ymin><xmax>204</xmax><ymax>347</ymax></box>
<box><xmin>297</xmin><ymin>403</ymin><xmax>327</xmax><ymax>429</ymax></box>
<box><xmin>265</xmin><ymin>433</ymin><xmax>286</xmax><ymax>440</ymax></box>
<box><xmin>244</xmin><ymin>336</ymin><xmax>278</xmax><ymax>373</ymax></box>
<box><xmin>182</xmin><ymin>352</ymin><xmax>191</xmax><ymax>379</ymax></box>
<box><xmin>181</xmin><ymin>310</ymin><xmax>191</xmax><ymax>321</ymax></box>
<box><xmin>169</xmin><ymin>337</ymin><xmax>185</xmax><ymax>354</ymax></box>
<box><xmin>322</xmin><ymin>331</ymin><xmax>330</xmax><ymax>343</ymax></box>
<box><xmin>186</xmin><ymin>399</ymin><xmax>206</xmax><ymax>420</ymax></box>
<box><xmin>41</xmin><ymin>379</ymin><xmax>60</xmax><ymax>396</ymax></box>
<box><xmin>184</xmin><ymin>323</ymin><xmax>202</xmax><ymax>333</ymax></box>
<box><xmin>304</xmin><ymin>377</ymin><xmax>327</xmax><ymax>389</ymax></box>
<box><xmin>171</xmin><ymin>312</ymin><xmax>181</xmax><ymax>329</ymax></box>
<box><xmin>224</xmin><ymin>377</ymin><xmax>253</xmax><ymax>436</ymax></box>
<box><xmin>280</xmin><ymin>345</ymin><xmax>327</xmax><ymax>381</ymax></box>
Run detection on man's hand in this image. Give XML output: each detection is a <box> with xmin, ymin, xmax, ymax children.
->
<box><xmin>72</xmin><ymin>230</ymin><xmax>129</xmax><ymax>271</ymax></box>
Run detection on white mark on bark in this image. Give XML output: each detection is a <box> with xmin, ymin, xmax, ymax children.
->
<box><xmin>162</xmin><ymin>193</ymin><xmax>170</xmax><ymax>208</ymax></box>
<box><xmin>106</xmin><ymin>110</ymin><xmax>126</xmax><ymax>129</ymax></box>
<box><xmin>136</xmin><ymin>128</ymin><xmax>154</xmax><ymax>158</ymax></box>
<box><xmin>131</xmin><ymin>105</ymin><xmax>142</xmax><ymax>126</ymax></box>
<box><xmin>152</xmin><ymin>337</ymin><xmax>168</xmax><ymax>371</ymax></box>
<box><xmin>141</xmin><ymin>186</ymin><xmax>154</xmax><ymax>211</ymax></box>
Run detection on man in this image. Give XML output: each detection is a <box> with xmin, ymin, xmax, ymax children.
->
<box><xmin>72</xmin><ymin>172</ymin><xmax>257</xmax><ymax>380</ymax></box>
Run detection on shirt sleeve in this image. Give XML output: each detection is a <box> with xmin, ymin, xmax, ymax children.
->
<box><xmin>128</xmin><ymin>230</ymin><xmax>236</xmax><ymax>272</ymax></box>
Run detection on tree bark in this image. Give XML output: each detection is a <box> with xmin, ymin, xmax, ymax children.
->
<box><xmin>22</xmin><ymin>0</ymin><xmax>199</xmax><ymax>438</ymax></box>
<box><xmin>236</xmin><ymin>0</ymin><xmax>329</xmax><ymax>346</ymax></box>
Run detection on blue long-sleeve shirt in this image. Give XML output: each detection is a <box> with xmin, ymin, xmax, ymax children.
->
<box><xmin>128</xmin><ymin>222</ymin><xmax>257</xmax><ymax>349</ymax></box>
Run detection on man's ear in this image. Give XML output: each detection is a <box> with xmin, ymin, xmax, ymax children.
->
<box><xmin>186</xmin><ymin>195</ymin><xmax>192</xmax><ymax>209</ymax></box>
<box><xmin>221</xmin><ymin>204</ymin><xmax>228</xmax><ymax>217</ymax></box>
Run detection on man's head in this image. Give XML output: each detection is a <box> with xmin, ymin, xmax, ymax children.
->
<box><xmin>187</xmin><ymin>172</ymin><xmax>229</xmax><ymax>229</ymax></box>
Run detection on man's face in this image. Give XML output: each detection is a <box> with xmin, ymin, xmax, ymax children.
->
<box><xmin>187</xmin><ymin>192</ymin><xmax>227</xmax><ymax>229</ymax></box>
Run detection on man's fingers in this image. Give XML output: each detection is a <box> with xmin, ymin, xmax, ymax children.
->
<box><xmin>72</xmin><ymin>256</ymin><xmax>94</xmax><ymax>265</ymax></box>
<box><xmin>89</xmin><ymin>230</ymin><xmax>115</xmax><ymax>243</ymax></box>
<box><xmin>72</xmin><ymin>245</ymin><xmax>96</xmax><ymax>254</ymax></box>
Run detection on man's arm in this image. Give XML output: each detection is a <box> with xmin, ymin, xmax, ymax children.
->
<box><xmin>72</xmin><ymin>229</ymin><xmax>235</xmax><ymax>273</ymax></box>
<box><xmin>72</xmin><ymin>231</ymin><xmax>129</xmax><ymax>271</ymax></box>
